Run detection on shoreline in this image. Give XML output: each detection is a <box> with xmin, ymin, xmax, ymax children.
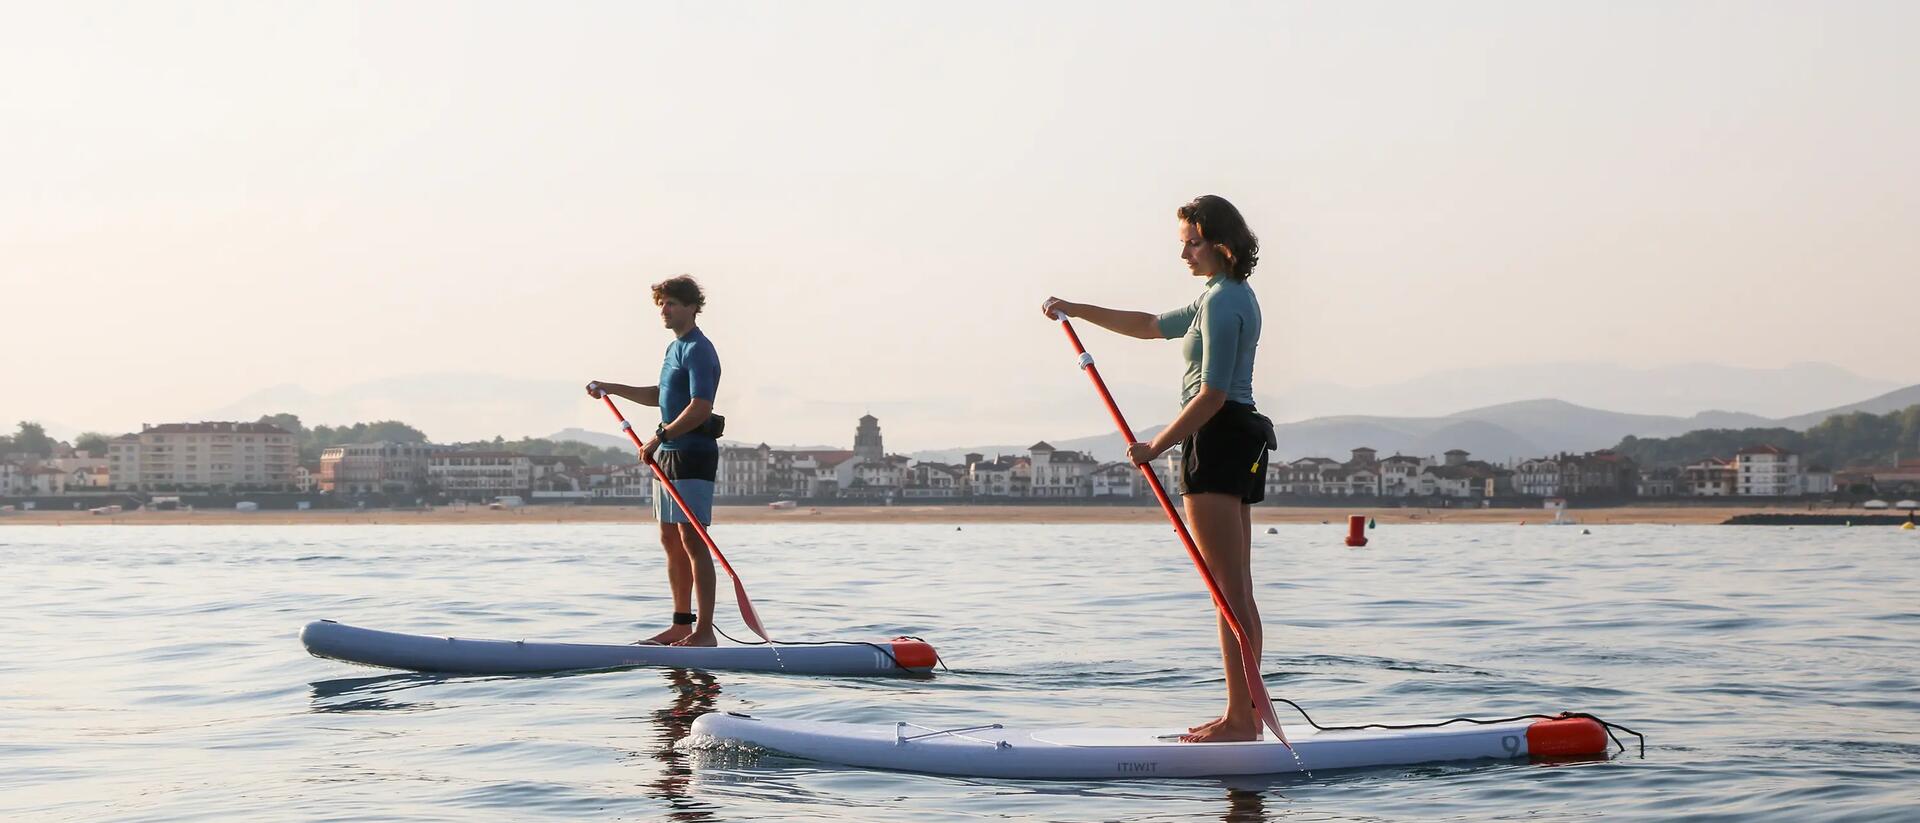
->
<box><xmin>0</xmin><ymin>503</ymin><xmax>1875</xmax><ymax>526</ymax></box>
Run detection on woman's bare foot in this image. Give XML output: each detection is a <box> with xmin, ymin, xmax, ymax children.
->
<box><xmin>670</xmin><ymin>628</ymin><xmax>718</xmax><ymax>647</ymax></box>
<box><xmin>641</xmin><ymin>625</ymin><xmax>691</xmax><ymax>645</ymax></box>
<box><xmin>1180</xmin><ymin>717</ymin><xmax>1260</xmax><ymax>743</ymax></box>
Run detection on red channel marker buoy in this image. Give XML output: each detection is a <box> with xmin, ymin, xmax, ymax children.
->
<box><xmin>1345</xmin><ymin>514</ymin><xmax>1368</xmax><ymax>547</ymax></box>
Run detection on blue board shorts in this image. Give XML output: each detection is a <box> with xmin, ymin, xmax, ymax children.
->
<box><xmin>654</xmin><ymin>448</ymin><xmax>717</xmax><ymax>525</ymax></box>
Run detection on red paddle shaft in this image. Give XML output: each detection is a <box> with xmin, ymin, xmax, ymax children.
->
<box><xmin>590</xmin><ymin>384</ymin><xmax>771</xmax><ymax>643</ymax></box>
<box><xmin>1053</xmin><ymin>315</ymin><xmax>1289</xmax><ymax>747</ymax></box>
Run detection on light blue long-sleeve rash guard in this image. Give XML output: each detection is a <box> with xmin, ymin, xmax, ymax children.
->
<box><xmin>1154</xmin><ymin>274</ymin><xmax>1261</xmax><ymax>406</ymax></box>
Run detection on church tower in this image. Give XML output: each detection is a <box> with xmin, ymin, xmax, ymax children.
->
<box><xmin>854</xmin><ymin>414</ymin><xmax>883</xmax><ymax>461</ymax></box>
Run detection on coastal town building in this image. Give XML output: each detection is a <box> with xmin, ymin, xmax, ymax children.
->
<box><xmin>24</xmin><ymin>465</ymin><xmax>67</xmax><ymax>495</ymax></box>
<box><xmin>967</xmin><ymin>454</ymin><xmax>1021</xmax><ymax>497</ymax></box>
<box><xmin>1683</xmin><ymin>458</ymin><xmax>1737</xmax><ymax>496</ymax></box>
<box><xmin>768</xmin><ymin>450</ymin><xmax>853</xmax><ymax>498</ymax></box>
<box><xmin>1092</xmin><ymin>462</ymin><xmax>1138</xmax><ymax>497</ymax></box>
<box><xmin>904</xmin><ymin>462</ymin><xmax>964</xmax><ymax>498</ymax></box>
<box><xmin>1570</xmin><ymin>450</ymin><xmax>1638</xmax><ymax>497</ymax></box>
<box><xmin>1802</xmin><ymin>466</ymin><xmax>1835</xmax><ymax>495</ymax></box>
<box><xmin>1514</xmin><ymin>458</ymin><xmax>1562</xmax><ymax>497</ymax></box>
<box><xmin>1834</xmin><ymin>458</ymin><xmax>1920</xmax><ymax>495</ymax></box>
<box><xmin>1027</xmin><ymin>442</ymin><xmax>1099</xmax><ymax>497</ymax></box>
<box><xmin>1637</xmin><ymin>468</ymin><xmax>1680</xmax><ymax>497</ymax></box>
<box><xmin>598</xmin><ymin>463</ymin><xmax>653</xmax><ymax>500</ymax></box>
<box><xmin>67</xmin><ymin>465</ymin><xmax>111</xmax><ymax>490</ymax></box>
<box><xmin>844</xmin><ymin>455</ymin><xmax>910</xmax><ymax>499</ymax></box>
<box><xmin>528</xmin><ymin>455</ymin><xmax>590</xmax><ymax>498</ymax></box>
<box><xmin>1735</xmin><ymin>445</ymin><xmax>1801</xmax><ymax>496</ymax></box>
<box><xmin>109</xmin><ymin>422</ymin><xmax>297</xmax><ymax>492</ymax></box>
<box><xmin>717</xmin><ymin>444</ymin><xmax>772</xmax><ymax>497</ymax></box>
<box><xmin>428</xmin><ymin>451</ymin><xmax>532</xmax><ymax>501</ymax></box>
<box><xmin>1377</xmin><ymin>454</ymin><xmax>1427</xmax><ymax>497</ymax></box>
<box><xmin>295</xmin><ymin>463</ymin><xmax>322</xmax><ymax>494</ymax></box>
<box><xmin>321</xmin><ymin>442</ymin><xmax>435</xmax><ymax>495</ymax></box>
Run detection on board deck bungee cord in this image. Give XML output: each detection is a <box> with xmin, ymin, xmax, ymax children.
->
<box><xmin>300</xmin><ymin>620</ymin><xmax>939</xmax><ymax>676</ymax></box>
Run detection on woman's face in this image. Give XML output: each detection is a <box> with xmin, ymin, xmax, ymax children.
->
<box><xmin>1179</xmin><ymin>220</ymin><xmax>1226</xmax><ymax>278</ymax></box>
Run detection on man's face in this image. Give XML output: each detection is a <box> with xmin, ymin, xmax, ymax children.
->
<box><xmin>658</xmin><ymin>296</ymin><xmax>696</xmax><ymax>331</ymax></box>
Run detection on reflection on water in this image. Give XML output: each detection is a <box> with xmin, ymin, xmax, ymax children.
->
<box><xmin>641</xmin><ymin>668</ymin><xmax>721</xmax><ymax>822</ymax></box>
<box><xmin>1221</xmin><ymin>786</ymin><xmax>1268</xmax><ymax>822</ymax></box>
<box><xmin>307</xmin><ymin>671</ymin><xmax>450</xmax><ymax>713</ymax></box>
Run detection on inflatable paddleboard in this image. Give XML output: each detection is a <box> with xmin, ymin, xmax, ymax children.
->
<box><xmin>689</xmin><ymin>711</ymin><xmax>1615</xmax><ymax>778</ymax></box>
<box><xmin>300</xmin><ymin>620</ymin><xmax>938</xmax><ymax>677</ymax></box>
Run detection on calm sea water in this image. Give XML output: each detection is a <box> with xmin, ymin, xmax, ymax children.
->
<box><xmin>2</xmin><ymin>522</ymin><xmax>1917</xmax><ymax>821</ymax></box>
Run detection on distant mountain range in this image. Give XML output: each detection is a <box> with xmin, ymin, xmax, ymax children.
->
<box><xmin>1263</xmin><ymin>361</ymin><xmax>1903</xmax><ymax>422</ymax></box>
<box><xmin>912</xmin><ymin>383</ymin><xmax>1920</xmax><ymax>466</ymax></box>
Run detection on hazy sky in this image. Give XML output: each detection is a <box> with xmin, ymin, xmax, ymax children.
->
<box><xmin>6</xmin><ymin>2</ymin><xmax>1917</xmax><ymax>449</ymax></box>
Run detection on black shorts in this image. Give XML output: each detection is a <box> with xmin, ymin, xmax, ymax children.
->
<box><xmin>1178</xmin><ymin>401</ymin><xmax>1272</xmax><ymax>504</ymax></box>
<box><xmin>656</xmin><ymin>448</ymin><xmax>718</xmax><ymax>482</ymax></box>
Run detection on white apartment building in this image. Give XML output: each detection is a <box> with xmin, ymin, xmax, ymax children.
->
<box><xmin>1027</xmin><ymin>442</ymin><xmax>1097</xmax><ymax>498</ymax></box>
<box><xmin>1683</xmin><ymin>458</ymin><xmax>1736</xmax><ymax>496</ymax></box>
<box><xmin>1514</xmin><ymin>458</ymin><xmax>1562</xmax><ymax>497</ymax></box>
<box><xmin>904</xmin><ymin>462</ymin><xmax>964</xmax><ymax>498</ymax></box>
<box><xmin>1736</xmin><ymin>445</ymin><xmax>1802</xmax><ymax>496</ymax></box>
<box><xmin>321</xmin><ymin>442</ymin><xmax>435</xmax><ymax>495</ymax></box>
<box><xmin>968</xmin><ymin>456</ymin><xmax>1020</xmax><ymax>497</ymax></box>
<box><xmin>110</xmin><ymin>422</ymin><xmax>297</xmax><ymax>492</ymax></box>
<box><xmin>1377</xmin><ymin>454</ymin><xmax>1427</xmax><ymax>497</ymax></box>
<box><xmin>597</xmin><ymin>463</ymin><xmax>653</xmax><ymax>500</ymax></box>
<box><xmin>1091</xmin><ymin>462</ymin><xmax>1138</xmax><ymax>497</ymax></box>
<box><xmin>23</xmin><ymin>465</ymin><xmax>67</xmax><ymax>495</ymax></box>
<box><xmin>717</xmin><ymin>444</ymin><xmax>772</xmax><ymax>497</ymax></box>
<box><xmin>430</xmin><ymin>451</ymin><xmax>532</xmax><ymax>500</ymax></box>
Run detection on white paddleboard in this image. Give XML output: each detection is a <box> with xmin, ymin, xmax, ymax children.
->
<box><xmin>689</xmin><ymin>711</ymin><xmax>1611</xmax><ymax>778</ymax></box>
<box><xmin>301</xmin><ymin>620</ymin><xmax>938</xmax><ymax>677</ymax></box>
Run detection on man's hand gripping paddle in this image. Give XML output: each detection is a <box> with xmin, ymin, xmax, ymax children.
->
<box><xmin>589</xmin><ymin>382</ymin><xmax>771</xmax><ymax>643</ymax></box>
<box><xmin>1050</xmin><ymin>315</ymin><xmax>1289</xmax><ymax>748</ymax></box>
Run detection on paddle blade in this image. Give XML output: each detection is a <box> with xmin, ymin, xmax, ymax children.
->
<box><xmin>1243</xmin><ymin>649</ymin><xmax>1291</xmax><ymax>749</ymax></box>
<box><xmin>733</xmin><ymin>578</ymin><xmax>772</xmax><ymax>643</ymax></box>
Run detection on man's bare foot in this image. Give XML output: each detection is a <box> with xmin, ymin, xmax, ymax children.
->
<box><xmin>640</xmin><ymin>625</ymin><xmax>691</xmax><ymax>645</ymax></box>
<box><xmin>670</xmin><ymin>628</ymin><xmax>718</xmax><ymax>647</ymax></box>
<box><xmin>1187</xmin><ymin>716</ymin><xmax>1227</xmax><ymax>734</ymax></box>
<box><xmin>1180</xmin><ymin>718</ymin><xmax>1260</xmax><ymax>743</ymax></box>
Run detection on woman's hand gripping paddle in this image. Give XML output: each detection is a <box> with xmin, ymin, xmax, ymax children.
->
<box><xmin>589</xmin><ymin>382</ymin><xmax>772</xmax><ymax>643</ymax></box>
<box><xmin>1050</xmin><ymin>315</ymin><xmax>1289</xmax><ymax>748</ymax></box>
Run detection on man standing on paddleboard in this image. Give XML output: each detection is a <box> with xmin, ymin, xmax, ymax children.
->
<box><xmin>1041</xmin><ymin>195</ymin><xmax>1275</xmax><ymax>742</ymax></box>
<box><xmin>586</xmin><ymin>275</ymin><xmax>724</xmax><ymax>646</ymax></box>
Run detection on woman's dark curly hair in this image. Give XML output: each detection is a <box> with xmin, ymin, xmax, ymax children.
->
<box><xmin>1177</xmin><ymin>195</ymin><xmax>1259</xmax><ymax>280</ymax></box>
<box><xmin>651</xmin><ymin>274</ymin><xmax>705</xmax><ymax>313</ymax></box>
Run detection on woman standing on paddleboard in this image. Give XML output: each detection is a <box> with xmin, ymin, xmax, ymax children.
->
<box><xmin>1041</xmin><ymin>195</ymin><xmax>1273</xmax><ymax>743</ymax></box>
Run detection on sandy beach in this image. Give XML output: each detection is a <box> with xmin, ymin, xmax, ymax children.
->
<box><xmin>0</xmin><ymin>503</ymin><xmax>1850</xmax><ymax>527</ymax></box>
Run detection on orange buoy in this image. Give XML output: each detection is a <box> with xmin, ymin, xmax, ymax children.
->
<box><xmin>1345</xmin><ymin>514</ymin><xmax>1368</xmax><ymax>547</ymax></box>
